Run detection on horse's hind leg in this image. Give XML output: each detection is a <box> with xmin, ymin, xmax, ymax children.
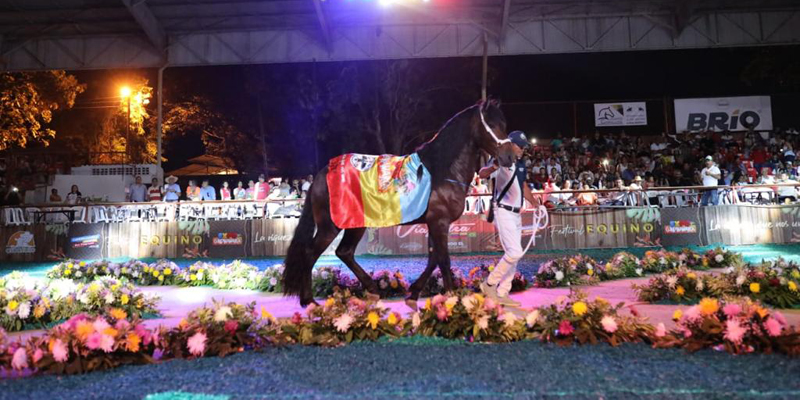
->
<box><xmin>335</xmin><ymin>228</ymin><xmax>380</xmax><ymax>297</ymax></box>
<box><xmin>406</xmin><ymin>252</ymin><xmax>437</xmax><ymax>309</ymax></box>
<box><xmin>301</xmin><ymin>219</ymin><xmax>340</xmax><ymax>306</ymax></box>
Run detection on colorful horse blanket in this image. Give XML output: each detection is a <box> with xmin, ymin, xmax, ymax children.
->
<box><xmin>327</xmin><ymin>153</ymin><xmax>431</xmax><ymax>229</ymax></box>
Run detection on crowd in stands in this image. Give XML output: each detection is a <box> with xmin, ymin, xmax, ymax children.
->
<box><xmin>124</xmin><ymin>174</ymin><xmax>315</xmax><ymax>203</ymax></box>
<box><xmin>467</xmin><ymin>127</ymin><xmax>800</xmax><ymax>209</ymax></box>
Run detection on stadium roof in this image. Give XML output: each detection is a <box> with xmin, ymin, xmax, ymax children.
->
<box><xmin>1</xmin><ymin>0</ymin><xmax>799</xmax><ymax>71</ymax></box>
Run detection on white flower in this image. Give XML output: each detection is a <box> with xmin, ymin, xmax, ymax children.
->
<box><xmin>269</xmin><ymin>277</ymin><xmax>278</xmax><ymax>286</ymax></box>
<box><xmin>334</xmin><ymin>313</ymin><xmax>353</xmax><ymax>332</ymax></box>
<box><xmin>555</xmin><ymin>271</ymin><xmax>565</xmax><ymax>281</ymax></box>
<box><xmin>715</xmin><ymin>254</ymin><xmax>724</xmax><ymax>263</ymax></box>
<box><xmin>104</xmin><ymin>293</ymin><xmax>115</xmax><ymax>304</ymax></box>
<box><xmin>659</xmin><ymin>257</ymin><xmax>666</xmax><ymax>265</ymax></box>
<box><xmin>477</xmin><ymin>315</ymin><xmax>489</xmax><ymax>330</ymax></box>
<box><xmin>214</xmin><ymin>306</ymin><xmax>232</xmax><ymax>322</ymax></box>
<box><xmin>635</xmin><ymin>268</ymin><xmax>643</xmax><ymax>276</ymax></box>
<box><xmin>525</xmin><ymin>310</ymin><xmax>539</xmax><ymax>328</ymax></box>
<box><xmin>461</xmin><ymin>295</ymin><xmax>476</xmax><ymax>312</ymax></box>
<box><xmin>695</xmin><ymin>280</ymin><xmax>704</xmax><ymax>292</ymax></box>
<box><xmin>17</xmin><ymin>301</ymin><xmax>31</xmax><ymax>319</ymax></box>
<box><xmin>197</xmin><ymin>272</ymin><xmax>204</xmax><ymax>281</ymax></box>
<box><xmin>412</xmin><ymin>312</ymin><xmax>421</xmax><ymax>329</ymax></box>
<box><xmin>445</xmin><ymin>296</ymin><xmax>458</xmax><ymax>310</ymax></box>
<box><xmin>375</xmin><ymin>300</ymin><xmax>386</xmax><ymax>309</ymax></box>
<box><xmin>320</xmin><ymin>270</ymin><xmax>329</xmax><ymax>279</ymax></box>
<box><xmin>587</xmin><ymin>264</ymin><xmax>594</xmax><ymax>271</ymax></box>
<box><xmin>679</xmin><ymin>254</ymin><xmax>687</xmax><ymax>261</ymax></box>
<box><xmin>78</xmin><ymin>292</ymin><xmax>90</xmax><ymax>305</ymax></box>
<box><xmin>725</xmin><ymin>267</ymin><xmax>734</xmax><ymax>274</ymax></box>
<box><xmin>736</xmin><ymin>275</ymin><xmax>746</xmax><ymax>286</ymax></box>
<box><xmin>75</xmin><ymin>271</ymin><xmax>83</xmax><ymax>278</ymax></box>
<box><xmin>502</xmin><ymin>312</ymin><xmax>518</xmax><ymax>328</ymax></box>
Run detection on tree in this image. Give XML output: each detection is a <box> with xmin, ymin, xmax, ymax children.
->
<box><xmin>741</xmin><ymin>47</ymin><xmax>800</xmax><ymax>91</ymax></box>
<box><xmin>0</xmin><ymin>70</ymin><xmax>85</xmax><ymax>150</ymax></box>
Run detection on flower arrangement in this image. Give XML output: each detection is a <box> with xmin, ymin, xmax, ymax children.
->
<box><xmin>639</xmin><ymin>249</ymin><xmax>681</xmax><ymax>274</ymax></box>
<box><xmin>655</xmin><ymin>297</ymin><xmax>800</xmax><ymax>355</ymax></box>
<box><xmin>46</xmin><ymin>260</ymin><xmax>117</xmax><ymax>282</ymax></box>
<box><xmin>177</xmin><ymin>261</ymin><xmax>214</xmax><ymax>287</ymax></box>
<box><xmin>311</xmin><ymin>266</ymin><xmax>353</xmax><ymax>298</ymax></box>
<box><xmin>531</xmin><ymin>291</ymin><xmax>654</xmax><ymax>346</ymax></box>
<box><xmin>282</xmin><ymin>288</ymin><xmax>404</xmax><ymax>346</ymax></box>
<box><xmin>137</xmin><ymin>259</ymin><xmax>181</xmax><ymax>286</ymax></box>
<box><xmin>1</xmin><ymin>272</ymin><xmax>51</xmax><ymax>332</ymax></box>
<box><xmin>678</xmin><ymin>248</ymin><xmax>708</xmax><ymax>270</ymax></box>
<box><xmin>257</xmin><ymin>264</ymin><xmax>285</xmax><ymax>293</ymax></box>
<box><xmin>370</xmin><ymin>270</ymin><xmax>409</xmax><ymax>298</ymax></box>
<box><xmin>60</xmin><ymin>277</ymin><xmax>160</xmax><ymax>322</ymax></box>
<box><xmin>467</xmin><ymin>264</ymin><xmax>528</xmax><ymax>292</ymax></box>
<box><xmin>704</xmin><ymin>247</ymin><xmax>743</xmax><ymax>270</ymax></box>
<box><xmin>722</xmin><ymin>262</ymin><xmax>800</xmax><ymax>309</ymax></box>
<box><xmin>209</xmin><ymin>260</ymin><xmax>262</xmax><ymax>290</ymax></box>
<box><xmin>534</xmin><ymin>255</ymin><xmax>600</xmax><ymax>288</ymax></box>
<box><xmin>633</xmin><ymin>267</ymin><xmax>729</xmax><ymax>304</ymax></box>
<box><xmin>601</xmin><ymin>252</ymin><xmax>642</xmax><ymax>279</ymax></box>
<box><xmin>414</xmin><ymin>290</ymin><xmax>525</xmax><ymax>342</ymax></box>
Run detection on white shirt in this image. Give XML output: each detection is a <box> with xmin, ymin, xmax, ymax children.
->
<box><xmin>491</xmin><ymin>160</ymin><xmax>526</xmax><ymax>209</ymax></box>
<box><xmin>777</xmin><ymin>180</ymin><xmax>799</xmax><ymax>197</ymax></box>
<box><xmin>547</xmin><ymin>163</ymin><xmax>561</xmax><ymax>176</ymax></box>
<box><xmin>301</xmin><ymin>181</ymin><xmax>311</xmax><ymax>192</ymax></box>
<box><xmin>701</xmin><ymin>165</ymin><xmax>721</xmax><ymax>186</ymax></box>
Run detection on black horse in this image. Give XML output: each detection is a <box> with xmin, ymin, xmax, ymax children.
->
<box><xmin>282</xmin><ymin>100</ymin><xmax>514</xmax><ymax>307</ymax></box>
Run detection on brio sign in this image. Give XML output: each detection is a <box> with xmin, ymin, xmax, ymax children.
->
<box><xmin>675</xmin><ymin>96</ymin><xmax>772</xmax><ymax>132</ymax></box>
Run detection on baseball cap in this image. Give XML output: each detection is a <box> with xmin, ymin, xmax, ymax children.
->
<box><xmin>508</xmin><ymin>131</ymin><xmax>530</xmax><ymax>149</ymax></box>
<box><xmin>705</xmin><ymin>155</ymin><xmax>713</xmax><ymax>161</ymax></box>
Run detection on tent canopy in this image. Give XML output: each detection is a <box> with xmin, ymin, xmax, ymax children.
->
<box><xmin>166</xmin><ymin>155</ymin><xmax>238</xmax><ymax>176</ymax></box>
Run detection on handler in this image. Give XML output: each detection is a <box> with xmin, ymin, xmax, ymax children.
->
<box><xmin>479</xmin><ymin>130</ymin><xmax>539</xmax><ymax>307</ymax></box>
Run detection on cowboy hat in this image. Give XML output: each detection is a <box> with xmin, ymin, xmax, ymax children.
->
<box><xmin>634</xmin><ymin>175</ymin><xmax>643</xmax><ymax>181</ymax></box>
<box><xmin>166</xmin><ymin>175</ymin><xmax>178</xmax><ymax>183</ymax></box>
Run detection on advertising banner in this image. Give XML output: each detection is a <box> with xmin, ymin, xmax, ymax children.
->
<box><xmin>594</xmin><ymin>102</ymin><xmax>647</xmax><ymax>127</ymax></box>
<box><xmin>67</xmin><ymin>223</ymin><xmax>104</xmax><ymax>260</ymax></box>
<box><xmin>674</xmin><ymin>96</ymin><xmax>772</xmax><ymax>132</ymax></box>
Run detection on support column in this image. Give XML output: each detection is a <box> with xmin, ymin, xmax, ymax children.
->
<box><xmin>157</xmin><ymin>65</ymin><xmax>166</xmax><ymax>182</ymax></box>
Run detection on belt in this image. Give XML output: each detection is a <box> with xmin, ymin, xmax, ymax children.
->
<box><xmin>496</xmin><ymin>203</ymin><xmax>521</xmax><ymax>213</ymax></box>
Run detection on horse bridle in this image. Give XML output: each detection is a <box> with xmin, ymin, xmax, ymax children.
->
<box><xmin>479</xmin><ymin>107</ymin><xmax>511</xmax><ymax>146</ymax></box>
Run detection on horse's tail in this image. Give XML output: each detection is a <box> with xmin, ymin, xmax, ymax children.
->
<box><xmin>282</xmin><ymin>191</ymin><xmax>316</xmax><ymax>297</ymax></box>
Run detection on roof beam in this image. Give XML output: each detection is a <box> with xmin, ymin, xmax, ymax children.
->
<box><xmin>312</xmin><ymin>0</ymin><xmax>332</xmax><ymax>52</ymax></box>
<box><xmin>121</xmin><ymin>0</ymin><xmax>167</xmax><ymax>52</ymax></box>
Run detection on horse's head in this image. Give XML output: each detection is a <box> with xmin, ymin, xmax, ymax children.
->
<box><xmin>474</xmin><ymin>100</ymin><xmax>514</xmax><ymax>167</ymax></box>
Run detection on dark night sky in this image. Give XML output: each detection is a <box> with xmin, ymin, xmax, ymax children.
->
<box><xmin>66</xmin><ymin>45</ymin><xmax>800</xmax><ymax>174</ymax></box>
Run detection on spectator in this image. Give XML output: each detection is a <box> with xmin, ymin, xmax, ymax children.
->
<box><xmin>575</xmin><ymin>182</ymin><xmax>598</xmax><ymax>205</ymax></box>
<box><xmin>302</xmin><ymin>174</ymin><xmax>313</xmax><ymax>195</ymax></box>
<box><xmin>254</xmin><ymin>174</ymin><xmax>269</xmax><ymax>201</ymax></box>
<box><xmin>49</xmin><ymin>188</ymin><xmax>62</xmax><ymax>203</ymax></box>
<box><xmin>128</xmin><ymin>176</ymin><xmax>147</xmax><ymax>203</ymax></box>
<box><xmin>758</xmin><ymin>167</ymin><xmax>776</xmax><ymax>185</ymax></box>
<box><xmin>220</xmin><ymin>181</ymin><xmax>232</xmax><ymax>200</ymax></box>
<box><xmin>233</xmin><ymin>181</ymin><xmax>247</xmax><ymax>200</ymax></box>
<box><xmin>148</xmin><ymin>178</ymin><xmax>162</xmax><ymax>202</ymax></box>
<box><xmin>700</xmin><ymin>156</ymin><xmax>721</xmax><ymax>206</ymax></box>
<box><xmin>776</xmin><ymin>173</ymin><xmax>799</xmax><ymax>203</ymax></box>
<box><xmin>65</xmin><ymin>185</ymin><xmax>82</xmax><ymax>205</ymax></box>
<box><xmin>246</xmin><ymin>180</ymin><xmax>256</xmax><ymax>199</ymax></box>
<box><xmin>163</xmin><ymin>176</ymin><xmax>181</xmax><ymax>202</ymax></box>
<box><xmin>186</xmin><ymin>180</ymin><xmax>201</xmax><ymax>201</ymax></box>
<box><xmin>200</xmin><ymin>180</ymin><xmax>216</xmax><ymax>201</ymax></box>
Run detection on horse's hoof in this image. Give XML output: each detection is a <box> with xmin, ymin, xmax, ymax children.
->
<box><xmin>405</xmin><ymin>298</ymin><xmax>418</xmax><ymax>311</ymax></box>
<box><xmin>365</xmin><ymin>292</ymin><xmax>381</xmax><ymax>302</ymax></box>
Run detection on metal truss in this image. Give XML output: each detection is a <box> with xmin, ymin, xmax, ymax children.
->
<box><xmin>0</xmin><ymin>0</ymin><xmax>798</xmax><ymax>71</ymax></box>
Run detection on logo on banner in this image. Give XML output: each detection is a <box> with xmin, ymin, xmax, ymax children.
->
<box><xmin>664</xmin><ymin>221</ymin><xmax>697</xmax><ymax>234</ymax></box>
<box><xmin>213</xmin><ymin>232</ymin><xmax>243</xmax><ymax>246</ymax></box>
<box><xmin>6</xmin><ymin>231</ymin><xmax>35</xmax><ymax>254</ymax></box>
<box><xmin>594</xmin><ymin>102</ymin><xmax>647</xmax><ymax>127</ymax></box>
<box><xmin>71</xmin><ymin>235</ymin><xmax>100</xmax><ymax>249</ymax></box>
<box><xmin>675</xmin><ymin>96</ymin><xmax>772</xmax><ymax>132</ymax></box>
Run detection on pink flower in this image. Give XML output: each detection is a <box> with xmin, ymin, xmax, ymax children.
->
<box><xmin>432</xmin><ymin>294</ymin><xmax>446</xmax><ymax>306</ymax></box>
<box><xmin>655</xmin><ymin>323</ymin><xmax>667</xmax><ymax>338</ymax></box>
<box><xmin>600</xmin><ymin>316</ymin><xmax>618</xmax><ymax>333</ymax></box>
<box><xmin>722</xmin><ymin>303</ymin><xmax>742</xmax><ymax>318</ymax></box>
<box><xmin>334</xmin><ymin>313</ymin><xmax>353</xmax><ymax>332</ymax></box>
<box><xmin>484</xmin><ymin>297</ymin><xmax>496</xmax><ymax>311</ymax></box>
<box><xmin>92</xmin><ymin>318</ymin><xmax>110</xmax><ymax>333</ymax></box>
<box><xmin>558</xmin><ymin>320</ymin><xmax>574</xmax><ymax>336</ymax></box>
<box><xmin>32</xmin><ymin>348</ymin><xmax>43</xmax><ymax>364</ymax></box>
<box><xmin>52</xmin><ymin>339</ymin><xmax>69</xmax><ymax>362</ymax></box>
<box><xmin>64</xmin><ymin>313</ymin><xmax>89</xmax><ymax>330</ymax></box>
<box><xmin>224</xmin><ymin>320</ymin><xmax>239</xmax><ymax>335</ymax></box>
<box><xmin>99</xmin><ymin>334</ymin><xmax>115</xmax><ymax>353</ymax></box>
<box><xmin>773</xmin><ymin>311</ymin><xmax>787</xmax><ymax>327</ymax></box>
<box><xmin>86</xmin><ymin>333</ymin><xmax>103</xmax><ymax>350</ymax></box>
<box><xmin>11</xmin><ymin>348</ymin><xmax>28</xmax><ymax>370</ymax></box>
<box><xmin>187</xmin><ymin>332</ymin><xmax>207</xmax><ymax>356</ymax></box>
<box><xmin>683</xmin><ymin>306</ymin><xmax>700</xmax><ymax>322</ymax></box>
<box><xmin>347</xmin><ymin>298</ymin><xmax>365</xmax><ymax>311</ymax></box>
<box><xmin>305</xmin><ymin>303</ymin><xmax>317</xmax><ymax>317</ymax></box>
<box><xmin>135</xmin><ymin>325</ymin><xmax>152</xmax><ymax>346</ymax></box>
<box><xmin>681</xmin><ymin>327</ymin><xmax>693</xmax><ymax>338</ymax></box>
<box><xmin>115</xmin><ymin>319</ymin><xmax>131</xmax><ymax>331</ymax></box>
<box><xmin>724</xmin><ymin>319</ymin><xmax>747</xmax><ymax>344</ymax></box>
<box><xmin>436</xmin><ymin>305</ymin><xmax>448</xmax><ymax>321</ymax></box>
<box><xmin>291</xmin><ymin>312</ymin><xmax>303</xmax><ymax>325</ymax></box>
<box><xmin>764</xmin><ymin>318</ymin><xmax>783</xmax><ymax>337</ymax></box>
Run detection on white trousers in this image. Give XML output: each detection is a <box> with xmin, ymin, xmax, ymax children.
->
<box><xmin>487</xmin><ymin>207</ymin><xmax>525</xmax><ymax>297</ymax></box>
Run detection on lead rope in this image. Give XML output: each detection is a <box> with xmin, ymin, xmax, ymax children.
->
<box><xmin>522</xmin><ymin>205</ymin><xmax>549</xmax><ymax>253</ymax></box>
<box><xmin>479</xmin><ymin>108</ymin><xmax>511</xmax><ymax>146</ymax></box>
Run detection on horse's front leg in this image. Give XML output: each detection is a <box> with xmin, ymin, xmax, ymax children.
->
<box><xmin>428</xmin><ymin>221</ymin><xmax>455</xmax><ymax>292</ymax></box>
<box><xmin>405</xmin><ymin>249</ymin><xmax>438</xmax><ymax>309</ymax></box>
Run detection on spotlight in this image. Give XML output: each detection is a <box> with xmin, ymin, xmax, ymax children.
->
<box><xmin>602</xmin><ymin>159</ymin><xmax>609</xmax><ymax>166</ymax></box>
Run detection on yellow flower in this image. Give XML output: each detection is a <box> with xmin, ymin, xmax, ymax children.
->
<box><xmin>89</xmin><ymin>283</ymin><xmax>100</xmax><ymax>293</ymax></box>
<box><xmin>152</xmin><ymin>270</ymin><xmax>159</xmax><ymax>277</ymax></box>
<box><xmin>103</xmin><ymin>327</ymin><xmax>119</xmax><ymax>337</ymax></box>
<box><xmin>121</xmin><ymin>267</ymin><xmax>128</xmax><ymax>274</ymax></box>
<box><xmin>179</xmin><ymin>318</ymin><xmax>189</xmax><ymax>329</ymax></box>
<box><xmin>587</xmin><ymin>269</ymin><xmax>594</xmax><ymax>276</ymax></box>
<box><xmin>158</xmin><ymin>275</ymin><xmax>164</xmax><ymax>282</ymax></box>
<box><xmin>126</xmin><ymin>333</ymin><xmax>141</xmax><ymax>352</ymax></box>
<box><xmin>756</xmin><ymin>307</ymin><xmax>769</xmax><ymax>319</ymax></box>
<box><xmin>325</xmin><ymin>298</ymin><xmax>335</xmax><ymax>308</ymax></box>
<box><xmin>687</xmin><ymin>272</ymin><xmax>697</xmax><ymax>280</ymax></box>
<box><xmin>572</xmin><ymin>301</ymin><xmax>588</xmax><ymax>316</ymax></box>
<box><xmin>605</xmin><ymin>262</ymin><xmax>612</xmax><ymax>269</ymax></box>
<box><xmin>792</xmin><ymin>270</ymin><xmax>800</xmax><ymax>279</ymax></box>
<box><xmin>595</xmin><ymin>297</ymin><xmax>608</xmax><ymax>305</ymax></box>
<box><xmin>109</xmin><ymin>308</ymin><xmax>128</xmax><ymax>320</ymax></box>
<box><xmin>111</xmin><ymin>284</ymin><xmax>120</xmax><ymax>292</ymax></box>
<box><xmin>698</xmin><ymin>298</ymin><xmax>719</xmax><ymax>316</ymax></box>
<box><xmin>676</xmin><ymin>286</ymin><xmax>685</xmax><ymax>296</ymax></box>
<box><xmin>164</xmin><ymin>268</ymin><xmax>172</xmax><ymax>276</ymax></box>
<box><xmin>367</xmin><ymin>312</ymin><xmax>380</xmax><ymax>329</ymax></box>
<box><xmin>424</xmin><ymin>298</ymin><xmax>432</xmax><ymax>310</ymax></box>
<box><xmin>750</xmin><ymin>282</ymin><xmax>760</xmax><ymax>293</ymax></box>
<box><xmin>789</xmin><ymin>281</ymin><xmax>798</xmax><ymax>292</ymax></box>
<box><xmin>136</xmin><ymin>299</ymin><xmax>143</xmax><ymax>309</ymax></box>
<box><xmin>120</xmin><ymin>294</ymin><xmax>130</xmax><ymax>305</ymax></box>
<box><xmin>190</xmin><ymin>274</ymin><xmax>197</xmax><ymax>281</ymax></box>
<box><xmin>387</xmin><ymin>313</ymin><xmax>398</xmax><ymax>326</ymax></box>
<box><xmin>7</xmin><ymin>300</ymin><xmax>19</xmax><ymax>311</ymax></box>
<box><xmin>33</xmin><ymin>305</ymin><xmax>46</xmax><ymax>319</ymax></box>
<box><xmin>79</xmin><ymin>261</ymin><xmax>86</xmax><ymax>267</ymax></box>
<box><xmin>64</xmin><ymin>269</ymin><xmax>72</xmax><ymax>276</ymax></box>
<box><xmin>474</xmin><ymin>293</ymin><xmax>484</xmax><ymax>304</ymax></box>
<box><xmin>261</xmin><ymin>307</ymin><xmax>274</xmax><ymax>321</ymax></box>
<box><xmin>672</xmin><ymin>309</ymin><xmax>683</xmax><ymax>320</ymax></box>
<box><xmin>67</xmin><ymin>263</ymin><xmax>74</xmax><ymax>269</ymax></box>
<box><xmin>198</xmin><ymin>269</ymin><xmax>204</xmax><ymax>275</ymax></box>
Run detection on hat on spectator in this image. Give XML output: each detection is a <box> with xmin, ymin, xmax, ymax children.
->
<box><xmin>705</xmin><ymin>155</ymin><xmax>713</xmax><ymax>161</ymax></box>
<box><xmin>166</xmin><ymin>175</ymin><xmax>178</xmax><ymax>183</ymax></box>
<box><xmin>634</xmin><ymin>176</ymin><xmax>643</xmax><ymax>181</ymax></box>
<box><xmin>508</xmin><ymin>131</ymin><xmax>530</xmax><ymax>149</ymax></box>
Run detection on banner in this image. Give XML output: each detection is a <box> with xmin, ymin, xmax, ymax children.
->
<box><xmin>674</xmin><ymin>96</ymin><xmax>773</xmax><ymax>132</ymax></box>
<box><xmin>594</xmin><ymin>102</ymin><xmax>647</xmax><ymax>127</ymax></box>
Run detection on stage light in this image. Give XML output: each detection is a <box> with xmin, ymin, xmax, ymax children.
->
<box><xmin>603</xmin><ymin>159</ymin><xmax>609</xmax><ymax>166</ymax></box>
<box><xmin>531</xmin><ymin>138</ymin><xmax>537</xmax><ymax>144</ymax></box>
<box><xmin>379</xmin><ymin>0</ymin><xmax>393</xmax><ymax>7</ymax></box>
<box><xmin>120</xmin><ymin>86</ymin><xmax>131</xmax><ymax>98</ymax></box>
